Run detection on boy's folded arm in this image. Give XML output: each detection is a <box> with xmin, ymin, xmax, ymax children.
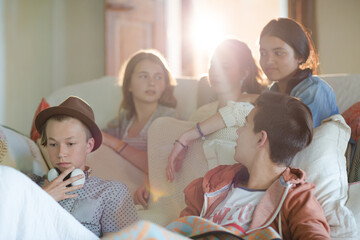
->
<box><xmin>180</xmin><ymin>177</ymin><xmax>204</xmax><ymax>217</ymax></box>
<box><xmin>285</xmin><ymin>184</ymin><xmax>330</xmax><ymax>240</ymax></box>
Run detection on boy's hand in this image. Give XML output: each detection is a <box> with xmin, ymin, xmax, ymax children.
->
<box><xmin>42</xmin><ymin>167</ymin><xmax>84</xmax><ymax>202</ymax></box>
<box><xmin>133</xmin><ymin>186</ymin><xmax>150</xmax><ymax>209</ymax></box>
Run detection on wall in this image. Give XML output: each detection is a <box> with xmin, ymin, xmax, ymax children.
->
<box><xmin>0</xmin><ymin>0</ymin><xmax>105</xmax><ymax>135</ymax></box>
<box><xmin>2</xmin><ymin>0</ymin><xmax>53</xmax><ymax>135</ymax></box>
<box><xmin>316</xmin><ymin>0</ymin><xmax>360</xmax><ymax>74</ymax></box>
<box><xmin>166</xmin><ymin>0</ymin><xmax>182</xmax><ymax>76</ymax></box>
<box><xmin>2</xmin><ymin>0</ymin><xmax>358</xmax><ymax>134</ymax></box>
<box><xmin>0</xmin><ymin>0</ymin><xmax>5</xmax><ymax>124</ymax></box>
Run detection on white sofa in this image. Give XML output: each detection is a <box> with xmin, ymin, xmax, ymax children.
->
<box><xmin>1</xmin><ymin>74</ymin><xmax>360</xmax><ymax>239</ymax></box>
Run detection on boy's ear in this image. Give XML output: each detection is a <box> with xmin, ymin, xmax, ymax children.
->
<box><xmin>86</xmin><ymin>137</ymin><xmax>95</xmax><ymax>153</ymax></box>
<box><xmin>257</xmin><ymin>130</ymin><xmax>268</xmax><ymax>147</ymax></box>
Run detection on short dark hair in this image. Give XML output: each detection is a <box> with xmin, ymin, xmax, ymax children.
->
<box><xmin>253</xmin><ymin>92</ymin><xmax>313</xmax><ymax>166</ymax></box>
<box><xmin>40</xmin><ymin>115</ymin><xmax>92</xmax><ymax>146</ymax></box>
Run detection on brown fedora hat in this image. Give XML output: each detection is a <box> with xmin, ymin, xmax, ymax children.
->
<box><xmin>35</xmin><ymin>96</ymin><xmax>102</xmax><ymax>151</ymax></box>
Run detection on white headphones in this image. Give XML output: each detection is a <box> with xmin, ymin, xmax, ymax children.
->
<box><xmin>47</xmin><ymin>168</ymin><xmax>86</xmax><ymax>186</ymax></box>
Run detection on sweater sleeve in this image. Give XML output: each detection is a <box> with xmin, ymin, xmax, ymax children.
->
<box><xmin>218</xmin><ymin>101</ymin><xmax>254</xmax><ymax>128</ymax></box>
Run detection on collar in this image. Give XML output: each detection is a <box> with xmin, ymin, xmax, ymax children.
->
<box><xmin>84</xmin><ymin>166</ymin><xmax>92</xmax><ymax>179</ymax></box>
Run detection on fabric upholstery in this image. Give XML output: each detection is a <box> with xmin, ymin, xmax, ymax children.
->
<box><xmin>323</xmin><ymin>74</ymin><xmax>360</xmax><ymax>113</ymax></box>
<box><xmin>0</xmin><ymin>125</ymin><xmax>49</xmax><ymax>176</ymax></box>
<box><xmin>346</xmin><ymin>182</ymin><xmax>360</xmax><ymax>232</ymax></box>
<box><xmin>342</xmin><ymin>101</ymin><xmax>360</xmax><ymax>142</ymax></box>
<box><xmin>86</xmin><ymin>145</ymin><xmax>145</xmax><ymax>195</ymax></box>
<box><xmin>141</xmin><ymin>117</ymin><xmax>208</xmax><ymax>225</ymax></box>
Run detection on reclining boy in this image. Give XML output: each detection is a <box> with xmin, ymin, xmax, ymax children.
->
<box><xmin>33</xmin><ymin>96</ymin><xmax>138</xmax><ymax>237</ymax></box>
<box><xmin>136</xmin><ymin>92</ymin><xmax>331</xmax><ymax>239</ymax></box>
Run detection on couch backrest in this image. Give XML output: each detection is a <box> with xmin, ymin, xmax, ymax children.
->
<box><xmin>46</xmin><ymin>74</ymin><xmax>360</xmax><ymax>129</ymax></box>
<box><xmin>321</xmin><ymin>74</ymin><xmax>360</xmax><ymax>113</ymax></box>
<box><xmin>46</xmin><ymin>76</ymin><xmax>200</xmax><ymax>129</ymax></box>
<box><xmin>47</xmin><ymin>76</ymin><xmax>121</xmax><ymax>129</ymax></box>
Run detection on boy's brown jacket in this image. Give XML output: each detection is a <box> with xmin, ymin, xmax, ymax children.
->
<box><xmin>180</xmin><ymin>164</ymin><xmax>330</xmax><ymax>240</ymax></box>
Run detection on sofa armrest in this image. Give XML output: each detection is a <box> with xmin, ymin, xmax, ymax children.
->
<box><xmin>0</xmin><ymin>125</ymin><xmax>49</xmax><ymax>176</ymax></box>
<box><xmin>346</xmin><ymin>182</ymin><xmax>360</xmax><ymax>234</ymax></box>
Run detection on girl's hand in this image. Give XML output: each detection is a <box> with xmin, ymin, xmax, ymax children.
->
<box><xmin>42</xmin><ymin>167</ymin><xmax>84</xmax><ymax>202</ymax></box>
<box><xmin>166</xmin><ymin>139</ymin><xmax>188</xmax><ymax>182</ymax></box>
<box><xmin>133</xmin><ymin>186</ymin><xmax>150</xmax><ymax>208</ymax></box>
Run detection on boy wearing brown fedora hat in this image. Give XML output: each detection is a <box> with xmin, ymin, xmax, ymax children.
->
<box><xmin>33</xmin><ymin>96</ymin><xmax>138</xmax><ymax>237</ymax></box>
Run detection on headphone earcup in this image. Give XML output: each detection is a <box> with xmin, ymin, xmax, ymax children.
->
<box><xmin>47</xmin><ymin>168</ymin><xmax>59</xmax><ymax>182</ymax></box>
<box><xmin>70</xmin><ymin>169</ymin><xmax>86</xmax><ymax>186</ymax></box>
<box><xmin>47</xmin><ymin>168</ymin><xmax>85</xmax><ymax>186</ymax></box>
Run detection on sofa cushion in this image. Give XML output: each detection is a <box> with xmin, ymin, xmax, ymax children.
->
<box><xmin>0</xmin><ymin>125</ymin><xmax>49</xmax><ymax>176</ymax></box>
<box><xmin>291</xmin><ymin>114</ymin><xmax>357</xmax><ymax>239</ymax></box>
<box><xmin>322</xmin><ymin>74</ymin><xmax>360</xmax><ymax>114</ymax></box>
<box><xmin>142</xmin><ymin>117</ymin><xmax>208</xmax><ymax>225</ymax></box>
<box><xmin>86</xmin><ymin>145</ymin><xmax>145</xmax><ymax>195</ymax></box>
<box><xmin>46</xmin><ymin>76</ymin><xmax>122</xmax><ymax>129</ymax></box>
<box><xmin>143</xmin><ymin>117</ymin><xmax>255</xmax><ymax>225</ymax></box>
<box><xmin>342</xmin><ymin>101</ymin><xmax>360</xmax><ymax>142</ymax></box>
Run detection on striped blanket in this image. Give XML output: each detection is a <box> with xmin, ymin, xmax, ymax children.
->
<box><xmin>103</xmin><ymin>216</ymin><xmax>281</xmax><ymax>240</ymax></box>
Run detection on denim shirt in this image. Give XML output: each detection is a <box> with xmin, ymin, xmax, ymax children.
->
<box><xmin>270</xmin><ymin>75</ymin><xmax>339</xmax><ymax>128</ymax></box>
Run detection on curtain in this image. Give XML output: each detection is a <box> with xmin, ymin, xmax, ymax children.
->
<box><xmin>288</xmin><ymin>0</ymin><xmax>318</xmax><ymax>47</ymax></box>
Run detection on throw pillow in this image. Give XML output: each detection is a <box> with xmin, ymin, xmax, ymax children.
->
<box><xmin>291</xmin><ymin>114</ymin><xmax>357</xmax><ymax>239</ymax></box>
<box><xmin>342</xmin><ymin>101</ymin><xmax>360</xmax><ymax>142</ymax></box>
<box><xmin>0</xmin><ymin>125</ymin><xmax>49</xmax><ymax>176</ymax></box>
<box><xmin>30</xmin><ymin>98</ymin><xmax>50</xmax><ymax>142</ymax></box>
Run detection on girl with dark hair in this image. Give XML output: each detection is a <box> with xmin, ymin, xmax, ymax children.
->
<box><xmin>260</xmin><ymin>18</ymin><xmax>339</xmax><ymax>128</ymax></box>
<box><xmin>102</xmin><ymin>49</ymin><xmax>177</xmax><ymax>174</ymax></box>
